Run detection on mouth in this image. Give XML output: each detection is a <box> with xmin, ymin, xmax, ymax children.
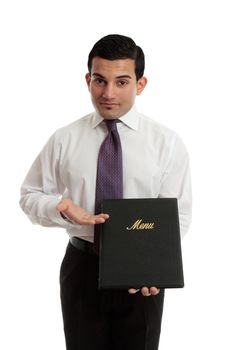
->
<box><xmin>100</xmin><ymin>103</ymin><xmax>120</xmax><ymax>110</ymax></box>
<box><xmin>100</xmin><ymin>103</ymin><xmax>119</xmax><ymax>106</ymax></box>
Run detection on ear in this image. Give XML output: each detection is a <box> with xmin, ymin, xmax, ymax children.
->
<box><xmin>136</xmin><ymin>76</ymin><xmax>147</xmax><ymax>96</ymax></box>
<box><xmin>85</xmin><ymin>73</ymin><xmax>91</xmax><ymax>90</ymax></box>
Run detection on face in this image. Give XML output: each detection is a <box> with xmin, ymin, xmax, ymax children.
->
<box><xmin>85</xmin><ymin>57</ymin><xmax>147</xmax><ymax>119</ymax></box>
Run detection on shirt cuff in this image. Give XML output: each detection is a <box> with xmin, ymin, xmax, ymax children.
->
<box><xmin>46</xmin><ymin>199</ymin><xmax>82</xmax><ymax>229</ymax></box>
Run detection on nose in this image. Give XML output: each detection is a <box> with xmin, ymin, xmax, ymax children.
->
<box><xmin>102</xmin><ymin>83</ymin><xmax>116</xmax><ymax>100</ymax></box>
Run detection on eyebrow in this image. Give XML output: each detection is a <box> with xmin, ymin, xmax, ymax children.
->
<box><xmin>92</xmin><ymin>73</ymin><xmax>132</xmax><ymax>79</ymax></box>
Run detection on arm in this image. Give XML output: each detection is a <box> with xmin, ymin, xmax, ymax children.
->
<box><xmin>159</xmin><ymin>134</ymin><xmax>192</xmax><ymax>238</ymax></box>
<box><xmin>19</xmin><ymin>132</ymin><xmax>70</xmax><ymax>228</ymax></box>
<box><xmin>128</xmin><ymin>134</ymin><xmax>192</xmax><ymax>296</ymax></box>
<box><xmin>19</xmin><ymin>133</ymin><xmax>109</xmax><ymax>228</ymax></box>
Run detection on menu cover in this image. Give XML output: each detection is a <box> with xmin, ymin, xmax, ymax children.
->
<box><xmin>99</xmin><ymin>198</ymin><xmax>184</xmax><ymax>289</ymax></box>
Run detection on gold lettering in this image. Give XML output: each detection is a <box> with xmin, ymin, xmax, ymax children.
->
<box><xmin>126</xmin><ymin>219</ymin><xmax>155</xmax><ymax>230</ymax></box>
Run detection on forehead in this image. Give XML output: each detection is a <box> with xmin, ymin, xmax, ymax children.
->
<box><xmin>91</xmin><ymin>57</ymin><xmax>136</xmax><ymax>79</ymax></box>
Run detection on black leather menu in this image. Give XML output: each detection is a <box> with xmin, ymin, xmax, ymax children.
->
<box><xmin>99</xmin><ymin>198</ymin><xmax>184</xmax><ymax>289</ymax></box>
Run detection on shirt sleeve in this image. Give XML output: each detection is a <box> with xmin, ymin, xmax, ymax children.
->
<box><xmin>19</xmin><ymin>132</ymin><xmax>77</xmax><ymax>230</ymax></box>
<box><xmin>159</xmin><ymin>134</ymin><xmax>192</xmax><ymax>238</ymax></box>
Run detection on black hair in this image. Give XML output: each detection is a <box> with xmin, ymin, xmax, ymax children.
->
<box><xmin>87</xmin><ymin>34</ymin><xmax>145</xmax><ymax>81</ymax></box>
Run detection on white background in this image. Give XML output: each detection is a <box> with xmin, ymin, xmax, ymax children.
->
<box><xmin>1</xmin><ymin>0</ymin><xmax>233</xmax><ymax>349</ymax></box>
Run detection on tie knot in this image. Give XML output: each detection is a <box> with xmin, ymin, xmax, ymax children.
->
<box><xmin>105</xmin><ymin>119</ymin><xmax>118</xmax><ymax>132</ymax></box>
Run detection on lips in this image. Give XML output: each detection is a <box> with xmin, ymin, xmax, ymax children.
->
<box><xmin>100</xmin><ymin>103</ymin><xmax>119</xmax><ymax>107</ymax></box>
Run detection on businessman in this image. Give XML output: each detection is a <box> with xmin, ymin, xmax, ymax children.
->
<box><xmin>20</xmin><ymin>34</ymin><xmax>192</xmax><ymax>350</ymax></box>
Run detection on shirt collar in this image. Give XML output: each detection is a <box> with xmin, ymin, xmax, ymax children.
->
<box><xmin>91</xmin><ymin>105</ymin><xmax>139</xmax><ymax>131</ymax></box>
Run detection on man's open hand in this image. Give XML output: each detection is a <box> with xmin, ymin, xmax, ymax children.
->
<box><xmin>56</xmin><ymin>199</ymin><xmax>109</xmax><ymax>225</ymax></box>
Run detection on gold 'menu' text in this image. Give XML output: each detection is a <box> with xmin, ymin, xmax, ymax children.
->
<box><xmin>126</xmin><ymin>219</ymin><xmax>155</xmax><ymax>230</ymax></box>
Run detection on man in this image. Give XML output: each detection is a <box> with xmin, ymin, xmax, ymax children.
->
<box><xmin>20</xmin><ymin>34</ymin><xmax>192</xmax><ymax>350</ymax></box>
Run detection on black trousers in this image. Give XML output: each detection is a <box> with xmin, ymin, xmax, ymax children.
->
<box><xmin>60</xmin><ymin>242</ymin><xmax>164</xmax><ymax>350</ymax></box>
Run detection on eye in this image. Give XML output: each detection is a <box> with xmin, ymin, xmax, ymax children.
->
<box><xmin>116</xmin><ymin>80</ymin><xmax>129</xmax><ymax>87</ymax></box>
<box><xmin>92</xmin><ymin>78</ymin><xmax>106</xmax><ymax>86</ymax></box>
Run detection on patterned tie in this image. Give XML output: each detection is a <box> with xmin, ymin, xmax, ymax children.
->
<box><xmin>94</xmin><ymin>119</ymin><xmax>123</xmax><ymax>253</ymax></box>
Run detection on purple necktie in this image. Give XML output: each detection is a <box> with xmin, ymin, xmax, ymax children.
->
<box><xmin>94</xmin><ymin>119</ymin><xmax>123</xmax><ymax>253</ymax></box>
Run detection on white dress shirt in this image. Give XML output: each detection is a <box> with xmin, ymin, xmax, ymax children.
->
<box><xmin>20</xmin><ymin>106</ymin><xmax>192</xmax><ymax>241</ymax></box>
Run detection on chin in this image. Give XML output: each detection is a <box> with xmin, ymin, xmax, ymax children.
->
<box><xmin>100</xmin><ymin>110</ymin><xmax>120</xmax><ymax>120</ymax></box>
<box><xmin>102</xmin><ymin>114</ymin><xmax>119</xmax><ymax>120</ymax></box>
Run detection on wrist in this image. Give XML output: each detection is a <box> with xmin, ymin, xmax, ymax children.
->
<box><xmin>60</xmin><ymin>211</ymin><xmax>73</xmax><ymax>223</ymax></box>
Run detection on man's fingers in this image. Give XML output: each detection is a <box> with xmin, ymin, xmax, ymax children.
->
<box><xmin>94</xmin><ymin>213</ymin><xmax>109</xmax><ymax>220</ymax></box>
<box><xmin>141</xmin><ymin>287</ymin><xmax>151</xmax><ymax>296</ymax></box>
<box><xmin>128</xmin><ymin>287</ymin><xmax>160</xmax><ymax>296</ymax></box>
<box><xmin>149</xmin><ymin>287</ymin><xmax>160</xmax><ymax>295</ymax></box>
<box><xmin>94</xmin><ymin>213</ymin><xmax>109</xmax><ymax>221</ymax></box>
<box><xmin>128</xmin><ymin>288</ymin><xmax>140</xmax><ymax>294</ymax></box>
<box><xmin>71</xmin><ymin>213</ymin><xmax>109</xmax><ymax>225</ymax></box>
<box><xmin>81</xmin><ymin>213</ymin><xmax>109</xmax><ymax>224</ymax></box>
<box><xmin>141</xmin><ymin>287</ymin><xmax>160</xmax><ymax>296</ymax></box>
